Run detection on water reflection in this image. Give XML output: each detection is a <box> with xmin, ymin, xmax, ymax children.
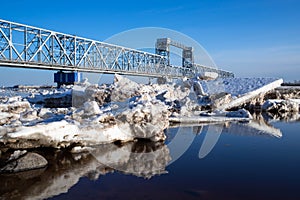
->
<box><xmin>168</xmin><ymin>113</ymin><xmax>288</xmax><ymax>161</ymax></box>
<box><xmin>0</xmin><ymin>141</ymin><xmax>170</xmax><ymax>200</ymax></box>
<box><xmin>1</xmin><ymin>112</ymin><xmax>299</xmax><ymax>200</ymax></box>
<box><xmin>262</xmin><ymin>110</ymin><xmax>300</xmax><ymax>122</ymax></box>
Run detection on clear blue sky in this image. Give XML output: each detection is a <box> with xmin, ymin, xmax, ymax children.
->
<box><xmin>0</xmin><ymin>0</ymin><xmax>300</xmax><ymax>86</ymax></box>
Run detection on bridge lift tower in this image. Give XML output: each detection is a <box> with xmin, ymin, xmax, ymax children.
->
<box><xmin>155</xmin><ymin>38</ymin><xmax>194</xmax><ymax>68</ymax></box>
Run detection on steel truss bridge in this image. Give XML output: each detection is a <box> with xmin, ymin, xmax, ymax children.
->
<box><xmin>0</xmin><ymin>19</ymin><xmax>233</xmax><ymax>78</ymax></box>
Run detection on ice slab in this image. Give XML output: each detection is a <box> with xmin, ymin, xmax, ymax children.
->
<box><xmin>202</xmin><ymin>78</ymin><xmax>284</xmax><ymax>111</ymax></box>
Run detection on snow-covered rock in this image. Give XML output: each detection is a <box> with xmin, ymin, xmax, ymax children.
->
<box><xmin>0</xmin><ymin>152</ymin><xmax>47</xmax><ymax>173</ymax></box>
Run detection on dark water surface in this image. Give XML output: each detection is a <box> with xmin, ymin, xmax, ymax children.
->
<box><xmin>1</xmin><ymin>120</ymin><xmax>300</xmax><ymax>200</ymax></box>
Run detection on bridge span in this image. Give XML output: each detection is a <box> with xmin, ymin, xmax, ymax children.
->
<box><xmin>0</xmin><ymin>19</ymin><xmax>233</xmax><ymax>81</ymax></box>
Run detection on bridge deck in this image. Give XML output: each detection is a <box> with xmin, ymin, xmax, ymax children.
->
<box><xmin>0</xmin><ymin>19</ymin><xmax>233</xmax><ymax>78</ymax></box>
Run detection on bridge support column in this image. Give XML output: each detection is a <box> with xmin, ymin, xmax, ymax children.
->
<box><xmin>54</xmin><ymin>71</ymin><xmax>81</xmax><ymax>87</ymax></box>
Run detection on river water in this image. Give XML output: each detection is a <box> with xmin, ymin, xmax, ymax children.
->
<box><xmin>1</xmin><ymin>119</ymin><xmax>299</xmax><ymax>200</ymax></box>
<box><xmin>52</xmin><ymin>121</ymin><xmax>300</xmax><ymax>200</ymax></box>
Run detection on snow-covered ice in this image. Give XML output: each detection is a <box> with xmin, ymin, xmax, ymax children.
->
<box><xmin>0</xmin><ymin>74</ymin><xmax>290</xmax><ymax>150</ymax></box>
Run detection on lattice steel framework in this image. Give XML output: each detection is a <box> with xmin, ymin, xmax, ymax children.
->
<box><xmin>0</xmin><ymin>19</ymin><xmax>233</xmax><ymax>78</ymax></box>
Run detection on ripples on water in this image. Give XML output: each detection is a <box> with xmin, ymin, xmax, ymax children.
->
<box><xmin>1</xmin><ymin>114</ymin><xmax>300</xmax><ymax>200</ymax></box>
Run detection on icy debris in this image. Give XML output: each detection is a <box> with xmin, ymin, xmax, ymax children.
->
<box><xmin>111</xmin><ymin>74</ymin><xmax>140</xmax><ymax>102</ymax></box>
<box><xmin>28</xmin><ymin>90</ymin><xmax>72</xmax><ymax>108</ymax></box>
<box><xmin>20</xmin><ymin>110</ymin><xmax>39</xmax><ymax>122</ymax></box>
<box><xmin>0</xmin><ymin>112</ymin><xmax>19</xmax><ymax>126</ymax></box>
<box><xmin>178</xmin><ymin>97</ymin><xmax>202</xmax><ymax>116</ymax></box>
<box><xmin>116</xmin><ymin>101</ymin><xmax>170</xmax><ymax>141</ymax></box>
<box><xmin>0</xmin><ymin>96</ymin><xmax>31</xmax><ymax>113</ymax></box>
<box><xmin>215</xmin><ymin>78</ymin><xmax>283</xmax><ymax>111</ymax></box>
<box><xmin>225</xmin><ymin>109</ymin><xmax>252</xmax><ymax>119</ymax></box>
<box><xmin>262</xmin><ymin>99</ymin><xmax>299</xmax><ymax>113</ymax></box>
<box><xmin>265</xmin><ymin>86</ymin><xmax>300</xmax><ymax>100</ymax></box>
<box><xmin>201</xmin><ymin>78</ymin><xmax>281</xmax><ymax>96</ymax></box>
<box><xmin>3</xmin><ymin>120</ymin><xmax>133</xmax><ymax>148</ymax></box>
<box><xmin>70</xmin><ymin>146</ymin><xmax>94</xmax><ymax>153</ymax></box>
<box><xmin>38</xmin><ymin>108</ymin><xmax>55</xmax><ymax>119</ymax></box>
<box><xmin>0</xmin><ymin>74</ymin><xmax>288</xmax><ymax>150</ymax></box>
<box><xmin>173</xmin><ymin>77</ymin><xmax>284</xmax><ymax>113</ymax></box>
<box><xmin>169</xmin><ymin>110</ymin><xmax>251</xmax><ymax>123</ymax></box>
<box><xmin>83</xmin><ymin>101</ymin><xmax>102</xmax><ymax>115</ymax></box>
<box><xmin>0</xmin><ymin>97</ymin><xmax>32</xmax><ymax>127</ymax></box>
<box><xmin>209</xmin><ymin>92</ymin><xmax>232</xmax><ymax>110</ymax></box>
<box><xmin>72</xmin><ymin>84</ymin><xmax>111</xmax><ymax>107</ymax></box>
<box><xmin>193</xmin><ymin>80</ymin><xmax>207</xmax><ymax>96</ymax></box>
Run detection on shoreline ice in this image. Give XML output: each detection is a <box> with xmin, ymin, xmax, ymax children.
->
<box><xmin>0</xmin><ymin>74</ymin><xmax>295</xmax><ymax>154</ymax></box>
